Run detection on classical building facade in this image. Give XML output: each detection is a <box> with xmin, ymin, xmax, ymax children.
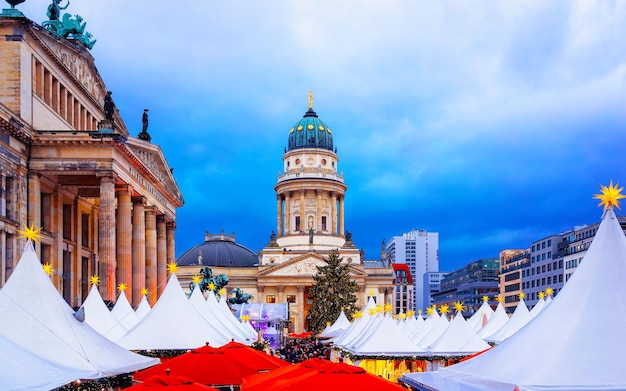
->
<box><xmin>0</xmin><ymin>7</ymin><xmax>183</xmax><ymax>307</ymax></box>
<box><xmin>178</xmin><ymin>96</ymin><xmax>394</xmax><ymax>333</ymax></box>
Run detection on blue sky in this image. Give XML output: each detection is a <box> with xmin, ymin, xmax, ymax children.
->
<box><xmin>17</xmin><ymin>1</ymin><xmax>626</xmax><ymax>271</ymax></box>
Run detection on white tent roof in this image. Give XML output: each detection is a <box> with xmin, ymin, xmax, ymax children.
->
<box><xmin>403</xmin><ymin>206</ymin><xmax>626</xmax><ymax>390</ymax></box>
<box><xmin>466</xmin><ymin>300</ymin><xmax>494</xmax><ymax>332</ymax></box>
<box><xmin>343</xmin><ymin>313</ymin><xmax>385</xmax><ymax>349</ymax></box>
<box><xmin>80</xmin><ymin>284</ymin><xmax>128</xmax><ymax>341</ymax></box>
<box><xmin>115</xmin><ymin>273</ymin><xmax>229</xmax><ymax>350</ymax></box>
<box><xmin>212</xmin><ymin>291</ymin><xmax>257</xmax><ymax>340</ymax></box>
<box><xmin>0</xmin><ymin>333</ymin><xmax>98</xmax><ymax>391</ymax></box>
<box><xmin>484</xmin><ymin>298</ymin><xmax>532</xmax><ymax>344</ymax></box>
<box><xmin>319</xmin><ymin>310</ymin><xmax>351</xmax><ymax>338</ymax></box>
<box><xmin>188</xmin><ymin>286</ymin><xmax>248</xmax><ymax>343</ymax></box>
<box><xmin>346</xmin><ymin>314</ymin><xmax>426</xmax><ymax>356</ymax></box>
<box><xmin>408</xmin><ymin>311</ymin><xmax>440</xmax><ymax>345</ymax></box>
<box><xmin>402</xmin><ymin>313</ymin><xmax>425</xmax><ymax>337</ymax></box>
<box><xmin>135</xmin><ymin>294</ymin><xmax>152</xmax><ymax>320</ymax></box>
<box><xmin>427</xmin><ymin>312</ymin><xmax>491</xmax><ymax>357</ymax></box>
<box><xmin>111</xmin><ymin>290</ymin><xmax>140</xmax><ymax>330</ymax></box>
<box><xmin>529</xmin><ymin>297</ymin><xmax>546</xmax><ymax>318</ymax></box>
<box><xmin>0</xmin><ymin>242</ymin><xmax>158</xmax><ymax>379</ymax></box>
<box><xmin>417</xmin><ymin>313</ymin><xmax>449</xmax><ymax>349</ymax></box>
<box><xmin>475</xmin><ymin>302</ymin><xmax>508</xmax><ymax>339</ymax></box>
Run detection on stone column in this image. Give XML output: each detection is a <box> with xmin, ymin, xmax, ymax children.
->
<box><xmin>277</xmin><ymin>285</ymin><xmax>285</xmax><ymax>303</ymax></box>
<box><xmin>156</xmin><ymin>214</ymin><xmax>167</xmax><ymax>296</ymax></box>
<box><xmin>145</xmin><ymin>207</ymin><xmax>157</xmax><ymax>305</ymax></box>
<box><xmin>97</xmin><ymin>174</ymin><xmax>116</xmax><ymax>302</ymax></box>
<box><xmin>116</xmin><ymin>187</ymin><xmax>132</xmax><ymax>293</ymax></box>
<box><xmin>0</xmin><ymin>171</ymin><xmax>6</xmax><ymax>219</ymax></box>
<box><xmin>28</xmin><ymin>171</ymin><xmax>41</xmax><ymax>254</ymax></box>
<box><xmin>166</xmin><ymin>221</ymin><xmax>176</xmax><ymax>296</ymax></box>
<box><xmin>316</xmin><ymin>189</ymin><xmax>322</xmax><ymax>232</ymax></box>
<box><xmin>299</xmin><ymin>190</ymin><xmax>305</xmax><ymax>232</ymax></box>
<box><xmin>285</xmin><ymin>193</ymin><xmax>291</xmax><ymax>234</ymax></box>
<box><xmin>331</xmin><ymin>192</ymin><xmax>337</xmax><ymax>235</ymax></box>
<box><xmin>297</xmin><ymin>285</ymin><xmax>305</xmax><ymax>333</ymax></box>
<box><xmin>276</xmin><ymin>195</ymin><xmax>283</xmax><ymax>236</ymax></box>
<box><xmin>339</xmin><ymin>195</ymin><xmax>345</xmax><ymax>237</ymax></box>
<box><xmin>131</xmin><ymin>196</ymin><xmax>146</xmax><ymax>305</ymax></box>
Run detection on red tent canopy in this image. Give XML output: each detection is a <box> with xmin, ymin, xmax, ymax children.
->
<box><xmin>287</xmin><ymin>331</ymin><xmax>311</xmax><ymax>339</ymax></box>
<box><xmin>241</xmin><ymin>358</ymin><xmax>407</xmax><ymax>391</ymax></box>
<box><xmin>134</xmin><ymin>343</ymin><xmax>288</xmax><ymax>387</ymax></box>
<box><xmin>127</xmin><ymin>370</ymin><xmax>220</xmax><ymax>390</ymax></box>
<box><xmin>220</xmin><ymin>340</ymin><xmax>289</xmax><ymax>370</ymax></box>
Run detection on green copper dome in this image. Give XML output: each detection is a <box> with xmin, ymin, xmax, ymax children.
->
<box><xmin>288</xmin><ymin>108</ymin><xmax>334</xmax><ymax>152</ymax></box>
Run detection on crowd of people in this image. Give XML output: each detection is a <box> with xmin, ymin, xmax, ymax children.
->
<box><xmin>274</xmin><ymin>338</ymin><xmax>330</xmax><ymax>363</ymax></box>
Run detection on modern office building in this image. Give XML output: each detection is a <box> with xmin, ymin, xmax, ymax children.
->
<box><xmin>386</xmin><ymin>229</ymin><xmax>439</xmax><ymax>312</ymax></box>
<box><xmin>423</xmin><ymin>271</ymin><xmax>446</xmax><ymax>312</ymax></box>
<box><xmin>522</xmin><ymin>234</ymin><xmax>563</xmax><ymax>308</ymax></box>
<box><xmin>499</xmin><ymin>249</ymin><xmax>530</xmax><ymax>313</ymax></box>
<box><xmin>0</xmin><ymin>5</ymin><xmax>183</xmax><ymax>307</ymax></box>
<box><xmin>432</xmin><ymin>258</ymin><xmax>499</xmax><ymax>318</ymax></box>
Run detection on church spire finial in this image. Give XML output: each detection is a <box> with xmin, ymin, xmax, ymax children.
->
<box><xmin>308</xmin><ymin>91</ymin><xmax>313</xmax><ymax>110</ymax></box>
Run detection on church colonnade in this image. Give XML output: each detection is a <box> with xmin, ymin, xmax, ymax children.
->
<box><xmin>0</xmin><ymin>168</ymin><xmax>176</xmax><ymax>308</ymax></box>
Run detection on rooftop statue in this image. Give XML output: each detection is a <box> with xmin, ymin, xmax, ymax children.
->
<box><xmin>47</xmin><ymin>0</ymin><xmax>69</xmax><ymax>21</ymax></box>
<box><xmin>42</xmin><ymin>0</ymin><xmax>96</xmax><ymax>50</ymax></box>
<box><xmin>228</xmin><ymin>287</ymin><xmax>252</xmax><ymax>305</ymax></box>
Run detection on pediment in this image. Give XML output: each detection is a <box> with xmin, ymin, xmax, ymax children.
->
<box><xmin>29</xmin><ymin>26</ymin><xmax>106</xmax><ymax>107</ymax></box>
<box><xmin>125</xmin><ymin>138</ymin><xmax>183</xmax><ymax>202</ymax></box>
<box><xmin>258</xmin><ymin>253</ymin><xmax>367</xmax><ymax>277</ymax></box>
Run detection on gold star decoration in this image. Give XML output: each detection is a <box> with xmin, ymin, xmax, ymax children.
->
<box><xmin>375</xmin><ymin>305</ymin><xmax>383</xmax><ymax>313</ymax></box>
<box><xmin>426</xmin><ymin>305</ymin><xmax>435</xmax><ymax>316</ymax></box>
<box><xmin>594</xmin><ymin>180</ymin><xmax>625</xmax><ymax>210</ymax></box>
<box><xmin>166</xmin><ymin>262</ymin><xmax>178</xmax><ymax>274</ymax></box>
<box><xmin>538</xmin><ymin>291</ymin><xmax>545</xmax><ymax>299</ymax></box>
<box><xmin>140</xmin><ymin>288</ymin><xmax>149</xmax><ymax>296</ymax></box>
<box><xmin>439</xmin><ymin>304</ymin><xmax>450</xmax><ymax>315</ymax></box>
<box><xmin>17</xmin><ymin>223</ymin><xmax>43</xmax><ymax>242</ymax></box>
<box><xmin>218</xmin><ymin>288</ymin><xmax>226</xmax><ymax>296</ymax></box>
<box><xmin>368</xmin><ymin>290</ymin><xmax>375</xmax><ymax>296</ymax></box>
<box><xmin>454</xmin><ymin>301</ymin><xmax>465</xmax><ymax>313</ymax></box>
<box><xmin>353</xmin><ymin>311</ymin><xmax>362</xmax><ymax>319</ymax></box>
<box><xmin>192</xmin><ymin>275</ymin><xmax>202</xmax><ymax>285</ymax></box>
<box><xmin>407</xmin><ymin>310</ymin><xmax>415</xmax><ymax>318</ymax></box>
<box><xmin>368</xmin><ymin>307</ymin><xmax>377</xmax><ymax>316</ymax></box>
<box><xmin>208</xmin><ymin>282</ymin><xmax>216</xmax><ymax>291</ymax></box>
<box><xmin>495</xmin><ymin>296</ymin><xmax>503</xmax><ymax>303</ymax></box>
<box><xmin>519</xmin><ymin>292</ymin><xmax>526</xmax><ymax>300</ymax></box>
<box><xmin>117</xmin><ymin>283</ymin><xmax>127</xmax><ymax>292</ymax></box>
<box><xmin>90</xmin><ymin>275</ymin><xmax>100</xmax><ymax>286</ymax></box>
<box><xmin>384</xmin><ymin>303</ymin><xmax>392</xmax><ymax>313</ymax></box>
<box><xmin>399</xmin><ymin>313</ymin><xmax>406</xmax><ymax>320</ymax></box>
<box><xmin>42</xmin><ymin>263</ymin><xmax>54</xmax><ymax>275</ymax></box>
<box><xmin>482</xmin><ymin>295</ymin><xmax>489</xmax><ymax>302</ymax></box>
<box><xmin>545</xmin><ymin>287</ymin><xmax>554</xmax><ymax>296</ymax></box>
<box><xmin>241</xmin><ymin>314</ymin><xmax>250</xmax><ymax>321</ymax></box>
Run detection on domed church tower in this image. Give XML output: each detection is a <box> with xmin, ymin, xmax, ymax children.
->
<box><xmin>260</xmin><ymin>93</ymin><xmax>360</xmax><ymax>265</ymax></box>
<box><xmin>256</xmin><ymin>94</ymin><xmax>371</xmax><ymax>333</ymax></box>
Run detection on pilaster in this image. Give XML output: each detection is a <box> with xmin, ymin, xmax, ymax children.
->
<box><xmin>145</xmin><ymin>207</ymin><xmax>157</xmax><ymax>305</ymax></box>
<box><xmin>156</xmin><ymin>214</ymin><xmax>167</xmax><ymax>296</ymax></box>
<box><xmin>116</xmin><ymin>187</ymin><xmax>132</xmax><ymax>293</ymax></box>
<box><xmin>132</xmin><ymin>196</ymin><xmax>146</xmax><ymax>305</ymax></box>
<box><xmin>97</xmin><ymin>174</ymin><xmax>116</xmax><ymax>301</ymax></box>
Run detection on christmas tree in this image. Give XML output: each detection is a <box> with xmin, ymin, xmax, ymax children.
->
<box><xmin>306</xmin><ymin>250</ymin><xmax>359</xmax><ymax>335</ymax></box>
